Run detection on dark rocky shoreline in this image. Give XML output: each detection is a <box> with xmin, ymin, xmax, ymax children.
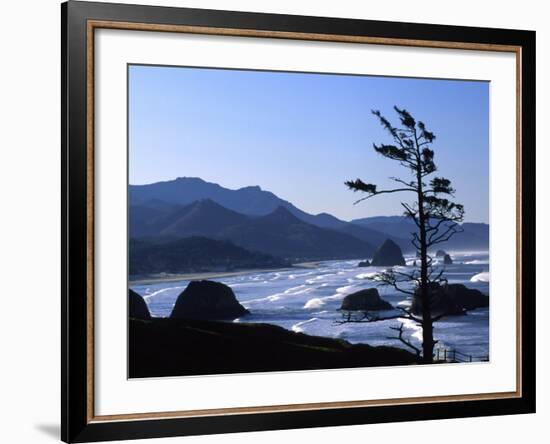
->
<box><xmin>128</xmin><ymin>317</ymin><xmax>418</xmax><ymax>378</ymax></box>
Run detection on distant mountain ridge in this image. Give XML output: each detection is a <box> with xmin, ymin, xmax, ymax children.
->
<box><xmin>131</xmin><ymin>199</ymin><xmax>376</xmax><ymax>261</ymax></box>
<box><xmin>130</xmin><ymin>178</ymin><xmax>286</xmax><ymax>217</ymax></box>
<box><xmin>130</xmin><ymin>177</ymin><xmax>406</xmax><ymax>249</ymax></box>
<box><xmin>129</xmin><ymin>177</ymin><xmax>489</xmax><ymax>258</ymax></box>
<box><xmin>218</xmin><ymin>205</ymin><xmax>375</xmax><ymax>260</ymax></box>
<box><xmin>351</xmin><ymin>216</ymin><xmax>489</xmax><ymax>252</ymax></box>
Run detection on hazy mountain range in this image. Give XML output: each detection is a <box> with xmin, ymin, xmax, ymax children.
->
<box><xmin>131</xmin><ymin>177</ymin><xmax>364</xmax><ymax>231</ymax></box>
<box><xmin>130</xmin><ymin>199</ymin><xmax>378</xmax><ymax>262</ymax></box>
<box><xmin>351</xmin><ymin>216</ymin><xmax>489</xmax><ymax>251</ymax></box>
<box><xmin>129</xmin><ymin>177</ymin><xmax>489</xmax><ymax>274</ymax></box>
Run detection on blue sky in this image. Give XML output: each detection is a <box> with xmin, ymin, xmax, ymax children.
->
<box><xmin>129</xmin><ymin>65</ymin><xmax>489</xmax><ymax>223</ymax></box>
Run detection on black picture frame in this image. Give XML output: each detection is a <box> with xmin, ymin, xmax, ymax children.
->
<box><xmin>62</xmin><ymin>1</ymin><xmax>536</xmax><ymax>442</ymax></box>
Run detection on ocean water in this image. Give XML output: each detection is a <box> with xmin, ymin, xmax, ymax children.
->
<box><xmin>131</xmin><ymin>251</ymin><xmax>490</xmax><ymax>359</ymax></box>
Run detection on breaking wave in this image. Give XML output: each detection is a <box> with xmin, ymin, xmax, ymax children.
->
<box><xmin>471</xmin><ymin>272</ymin><xmax>490</xmax><ymax>283</ymax></box>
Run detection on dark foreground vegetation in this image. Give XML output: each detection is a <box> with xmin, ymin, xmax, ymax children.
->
<box><xmin>129</xmin><ymin>236</ymin><xmax>289</xmax><ymax>275</ymax></box>
<box><xmin>129</xmin><ymin>318</ymin><xmax>418</xmax><ymax>378</ymax></box>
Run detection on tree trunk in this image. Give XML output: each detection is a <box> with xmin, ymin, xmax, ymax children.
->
<box><xmin>417</xmin><ymin>168</ymin><xmax>434</xmax><ymax>363</ymax></box>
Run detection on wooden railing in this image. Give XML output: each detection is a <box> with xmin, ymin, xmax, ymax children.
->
<box><xmin>434</xmin><ymin>348</ymin><xmax>489</xmax><ymax>363</ymax></box>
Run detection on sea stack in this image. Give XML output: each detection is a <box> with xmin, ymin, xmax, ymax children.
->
<box><xmin>340</xmin><ymin>288</ymin><xmax>393</xmax><ymax>311</ymax></box>
<box><xmin>443</xmin><ymin>254</ymin><xmax>453</xmax><ymax>265</ymax></box>
<box><xmin>170</xmin><ymin>280</ymin><xmax>249</xmax><ymax>320</ymax></box>
<box><xmin>411</xmin><ymin>283</ymin><xmax>489</xmax><ymax>317</ymax></box>
<box><xmin>371</xmin><ymin>239</ymin><xmax>406</xmax><ymax>266</ymax></box>
<box><xmin>358</xmin><ymin>260</ymin><xmax>371</xmax><ymax>267</ymax></box>
<box><xmin>129</xmin><ymin>289</ymin><xmax>151</xmax><ymax>320</ymax></box>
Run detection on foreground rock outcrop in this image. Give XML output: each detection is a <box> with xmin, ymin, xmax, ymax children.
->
<box><xmin>340</xmin><ymin>288</ymin><xmax>392</xmax><ymax>311</ymax></box>
<box><xmin>129</xmin><ymin>318</ymin><xmax>418</xmax><ymax>378</ymax></box>
<box><xmin>170</xmin><ymin>280</ymin><xmax>249</xmax><ymax>320</ymax></box>
<box><xmin>129</xmin><ymin>289</ymin><xmax>151</xmax><ymax>320</ymax></box>
<box><xmin>358</xmin><ymin>260</ymin><xmax>370</xmax><ymax>267</ymax></box>
<box><xmin>411</xmin><ymin>283</ymin><xmax>489</xmax><ymax>317</ymax></box>
<box><xmin>371</xmin><ymin>239</ymin><xmax>406</xmax><ymax>266</ymax></box>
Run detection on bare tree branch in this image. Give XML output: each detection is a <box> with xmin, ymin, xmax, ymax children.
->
<box><xmin>428</xmin><ymin>224</ymin><xmax>463</xmax><ymax>246</ymax></box>
<box><xmin>369</xmin><ymin>270</ymin><xmax>416</xmax><ymax>296</ymax></box>
<box><xmin>349</xmin><ymin>188</ymin><xmax>416</xmax><ymax>205</ymax></box>
<box><xmin>388</xmin><ymin>323</ymin><xmax>422</xmax><ymax>357</ymax></box>
<box><xmin>335</xmin><ymin>306</ymin><xmax>422</xmax><ymax>325</ymax></box>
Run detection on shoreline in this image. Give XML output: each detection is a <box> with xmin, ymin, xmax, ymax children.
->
<box><xmin>129</xmin><ymin>262</ymin><xmax>320</xmax><ymax>285</ymax></box>
<box><xmin>129</xmin><ymin>250</ymin><xmax>487</xmax><ymax>285</ymax></box>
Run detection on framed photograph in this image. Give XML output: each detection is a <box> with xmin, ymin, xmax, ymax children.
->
<box><xmin>61</xmin><ymin>1</ymin><xmax>536</xmax><ymax>442</ymax></box>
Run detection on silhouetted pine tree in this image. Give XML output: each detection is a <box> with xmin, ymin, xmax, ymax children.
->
<box><xmin>342</xmin><ymin>107</ymin><xmax>464</xmax><ymax>363</ymax></box>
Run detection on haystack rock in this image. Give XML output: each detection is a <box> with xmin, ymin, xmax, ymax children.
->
<box><xmin>129</xmin><ymin>289</ymin><xmax>151</xmax><ymax>320</ymax></box>
<box><xmin>340</xmin><ymin>288</ymin><xmax>393</xmax><ymax>311</ymax></box>
<box><xmin>411</xmin><ymin>283</ymin><xmax>489</xmax><ymax>317</ymax></box>
<box><xmin>170</xmin><ymin>280</ymin><xmax>249</xmax><ymax>320</ymax></box>
<box><xmin>371</xmin><ymin>239</ymin><xmax>406</xmax><ymax>266</ymax></box>
<box><xmin>435</xmin><ymin>249</ymin><xmax>447</xmax><ymax>258</ymax></box>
